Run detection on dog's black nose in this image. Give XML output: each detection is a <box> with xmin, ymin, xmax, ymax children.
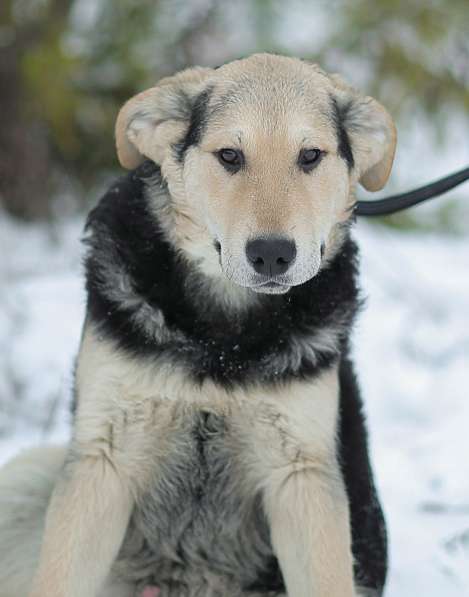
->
<box><xmin>246</xmin><ymin>237</ymin><xmax>296</xmax><ymax>276</ymax></box>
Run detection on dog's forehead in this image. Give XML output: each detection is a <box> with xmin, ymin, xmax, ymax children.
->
<box><xmin>205</xmin><ymin>54</ymin><xmax>336</xmax><ymax>140</ymax></box>
<box><xmin>212</xmin><ymin>55</ymin><xmax>332</xmax><ymax>106</ymax></box>
<box><xmin>212</xmin><ymin>53</ymin><xmax>330</xmax><ymax>88</ymax></box>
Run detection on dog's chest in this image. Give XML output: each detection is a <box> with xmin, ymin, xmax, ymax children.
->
<box><xmin>117</xmin><ymin>406</ymin><xmax>282</xmax><ymax>594</ymax></box>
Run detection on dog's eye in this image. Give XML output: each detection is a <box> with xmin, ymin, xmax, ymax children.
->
<box><xmin>216</xmin><ymin>148</ymin><xmax>244</xmax><ymax>172</ymax></box>
<box><xmin>298</xmin><ymin>148</ymin><xmax>323</xmax><ymax>172</ymax></box>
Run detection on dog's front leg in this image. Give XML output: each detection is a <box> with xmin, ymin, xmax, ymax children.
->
<box><xmin>29</xmin><ymin>453</ymin><xmax>133</xmax><ymax>597</ymax></box>
<box><xmin>264</xmin><ymin>465</ymin><xmax>355</xmax><ymax>597</ymax></box>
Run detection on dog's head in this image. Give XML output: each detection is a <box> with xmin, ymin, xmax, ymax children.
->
<box><xmin>116</xmin><ymin>54</ymin><xmax>396</xmax><ymax>295</ymax></box>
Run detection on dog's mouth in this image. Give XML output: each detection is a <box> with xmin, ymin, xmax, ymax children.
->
<box><xmin>251</xmin><ymin>280</ymin><xmax>291</xmax><ymax>294</ymax></box>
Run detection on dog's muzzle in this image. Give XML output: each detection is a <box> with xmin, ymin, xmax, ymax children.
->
<box><xmin>216</xmin><ymin>234</ymin><xmax>321</xmax><ymax>294</ymax></box>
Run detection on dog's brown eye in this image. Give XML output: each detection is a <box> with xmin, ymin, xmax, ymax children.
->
<box><xmin>217</xmin><ymin>148</ymin><xmax>244</xmax><ymax>172</ymax></box>
<box><xmin>298</xmin><ymin>148</ymin><xmax>323</xmax><ymax>172</ymax></box>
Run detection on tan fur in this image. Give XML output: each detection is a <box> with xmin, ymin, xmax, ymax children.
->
<box><xmin>115</xmin><ymin>66</ymin><xmax>213</xmax><ymax>169</ymax></box>
<box><xmin>329</xmin><ymin>73</ymin><xmax>397</xmax><ymax>191</ymax></box>
<box><xmin>29</xmin><ymin>456</ymin><xmax>134</xmax><ymax>597</ymax></box>
<box><xmin>18</xmin><ymin>54</ymin><xmax>396</xmax><ymax>597</ymax></box>
<box><xmin>116</xmin><ymin>54</ymin><xmax>396</xmax><ymax>293</ymax></box>
<box><xmin>26</xmin><ymin>322</ymin><xmax>354</xmax><ymax>597</ymax></box>
<box><xmin>251</xmin><ymin>368</ymin><xmax>355</xmax><ymax>597</ymax></box>
<box><xmin>0</xmin><ymin>446</ymin><xmax>65</xmax><ymax>597</ymax></box>
<box><xmin>0</xmin><ymin>446</ymin><xmax>134</xmax><ymax>597</ymax></box>
<box><xmin>74</xmin><ymin>325</ymin><xmax>341</xmax><ymax>488</ymax></box>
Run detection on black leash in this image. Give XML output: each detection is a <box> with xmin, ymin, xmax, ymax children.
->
<box><xmin>355</xmin><ymin>165</ymin><xmax>469</xmax><ymax>216</ymax></box>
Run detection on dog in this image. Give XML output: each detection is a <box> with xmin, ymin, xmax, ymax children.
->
<box><xmin>0</xmin><ymin>53</ymin><xmax>396</xmax><ymax>597</ymax></box>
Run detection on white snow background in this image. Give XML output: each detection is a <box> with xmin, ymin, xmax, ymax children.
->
<box><xmin>0</xmin><ymin>210</ymin><xmax>468</xmax><ymax>596</ymax></box>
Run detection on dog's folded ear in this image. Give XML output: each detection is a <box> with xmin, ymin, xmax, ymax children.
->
<box><xmin>115</xmin><ymin>67</ymin><xmax>213</xmax><ymax>169</ymax></box>
<box><xmin>330</xmin><ymin>74</ymin><xmax>397</xmax><ymax>191</ymax></box>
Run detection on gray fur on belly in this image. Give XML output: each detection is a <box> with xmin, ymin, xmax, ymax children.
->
<box><xmin>112</xmin><ymin>409</ymin><xmax>284</xmax><ymax>597</ymax></box>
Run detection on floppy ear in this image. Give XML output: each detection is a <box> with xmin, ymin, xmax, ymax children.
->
<box><xmin>115</xmin><ymin>66</ymin><xmax>214</xmax><ymax>169</ymax></box>
<box><xmin>330</xmin><ymin>74</ymin><xmax>397</xmax><ymax>191</ymax></box>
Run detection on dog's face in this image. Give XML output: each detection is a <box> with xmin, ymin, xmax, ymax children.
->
<box><xmin>116</xmin><ymin>54</ymin><xmax>396</xmax><ymax>294</ymax></box>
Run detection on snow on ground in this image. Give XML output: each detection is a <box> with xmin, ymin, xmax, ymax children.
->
<box><xmin>0</xmin><ymin>212</ymin><xmax>468</xmax><ymax>596</ymax></box>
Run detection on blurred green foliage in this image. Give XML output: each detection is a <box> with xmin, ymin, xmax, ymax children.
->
<box><xmin>327</xmin><ymin>0</ymin><xmax>469</xmax><ymax>127</ymax></box>
<box><xmin>0</xmin><ymin>0</ymin><xmax>468</xmax><ymax>220</ymax></box>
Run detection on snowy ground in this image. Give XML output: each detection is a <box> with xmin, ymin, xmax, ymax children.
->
<box><xmin>0</xmin><ymin>211</ymin><xmax>468</xmax><ymax>596</ymax></box>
